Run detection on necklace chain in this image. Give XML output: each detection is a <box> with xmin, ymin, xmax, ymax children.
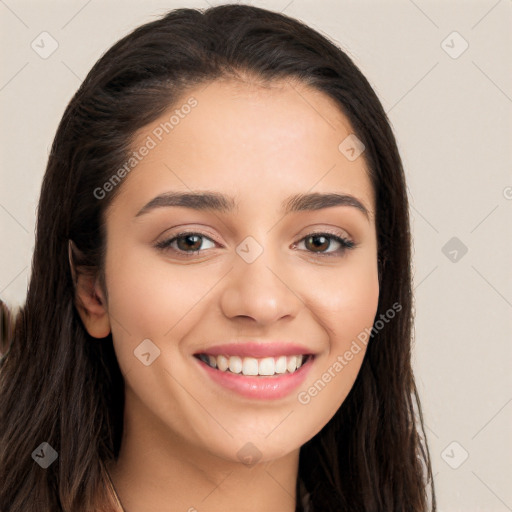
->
<box><xmin>105</xmin><ymin>466</ymin><xmax>310</xmax><ymax>512</ymax></box>
<box><xmin>105</xmin><ymin>466</ymin><xmax>126</xmax><ymax>512</ymax></box>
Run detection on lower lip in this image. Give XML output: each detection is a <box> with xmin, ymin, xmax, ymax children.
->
<box><xmin>193</xmin><ymin>355</ymin><xmax>315</xmax><ymax>400</ymax></box>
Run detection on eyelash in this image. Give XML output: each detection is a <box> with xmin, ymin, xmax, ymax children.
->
<box><xmin>154</xmin><ymin>230</ymin><xmax>356</xmax><ymax>258</ymax></box>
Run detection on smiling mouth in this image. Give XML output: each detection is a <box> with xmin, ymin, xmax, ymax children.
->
<box><xmin>194</xmin><ymin>353</ymin><xmax>313</xmax><ymax>377</ymax></box>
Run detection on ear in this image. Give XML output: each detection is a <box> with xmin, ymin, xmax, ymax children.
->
<box><xmin>68</xmin><ymin>240</ymin><xmax>111</xmax><ymax>339</ymax></box>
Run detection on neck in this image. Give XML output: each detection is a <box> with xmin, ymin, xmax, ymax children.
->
<box><xmin>106</xmin><ymin>387</ymin><xmax>302</xmax><ymax>512</ymax></box>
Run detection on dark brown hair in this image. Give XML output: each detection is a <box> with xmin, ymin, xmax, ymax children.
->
<box><xmin>0</xmin><ymin>4</ymin><xmax>436</xmax><ymax>511</ymax></box>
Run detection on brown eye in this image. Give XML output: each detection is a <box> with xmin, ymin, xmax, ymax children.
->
<box><xmin>296</xmin><ymin>232</ymin><xmax>355</xmax><ymax>256</ymax></box>
<box><xmin>155</xmin><ymin>232</ymin><xmax>217</xmax><ymax>255</ymax></box>
<box><xmin>176</xmin><ymin>234</ymin><xmax>203</xmax><ymax>252</ymax></box>
<box><xmin>305</xmin><ymin>235</ymin><xmax>330</xmax><ymax>252</ymax></box>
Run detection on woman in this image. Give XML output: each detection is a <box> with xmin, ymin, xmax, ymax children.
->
<box><xmin>0</xmin><ymin>4</ymin><xmax>436</xmax><ymax>511</ymax></box>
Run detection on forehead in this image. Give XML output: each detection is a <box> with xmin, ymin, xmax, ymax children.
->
<box><xmin>114</xmin><ymin>78</ymin><xmax>375</xmax><ymax>220</ymax></box>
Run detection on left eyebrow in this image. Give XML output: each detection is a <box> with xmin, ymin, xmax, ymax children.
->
<box><xmin>135</xmin><ymin>191</ymin><xmax>370</xmax><ymax>221</ymax></box>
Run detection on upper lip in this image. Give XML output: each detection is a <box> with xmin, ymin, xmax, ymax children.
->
<box><xmin>194</xmin><ymin>341</ymin><xmax>315</xmax><ymax>358</ymax></box>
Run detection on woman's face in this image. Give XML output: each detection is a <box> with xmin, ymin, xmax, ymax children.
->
<box><xmin>100</xmin><ymin>78</ymin><xmax>379</xmax><ymax>464</ymax></box>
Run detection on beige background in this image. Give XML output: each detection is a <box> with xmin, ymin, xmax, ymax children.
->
<box><xmin>1</xmin><ymin>1</ymin><xmax>511</xmax><ymax>510</ymax></box>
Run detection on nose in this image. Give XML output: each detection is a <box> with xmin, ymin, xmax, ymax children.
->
<box><xmin>219</xmin><ymin>243</ymin><xmax>304</xmax><ymax>326</ymax></box>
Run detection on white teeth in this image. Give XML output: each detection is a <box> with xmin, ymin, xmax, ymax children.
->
<box><xmin>242</xmin><ymin>357</ymin><xmax>259</xmax><ymax>376</ymax></box>
<box><xmin>199</xmin><ymin>353</ymin><xmax>309</xmax><ymax>376</ymax></box>
<box><xmin>275</xmin><ymin>356</ymin><xmax>287</xmax><ymax>374</ymax></box>
<box><xmin>228</xmin><ymin>356</ymin><xmax>242</xmax><ymax>374</ymax></box>
<box><xmin>258</xmin><ymin>357</ymin><xmax>275</xmax><ymax>376</ymax></box>
<box><xmin>287</xmin><ymin>356</ymin><xmax>297</xmax><ymax>373</ymax></box>
<box><xmin>217</xmin><ymin>354</ymin><xmax>229</xmax><ymax>371</ymax></box>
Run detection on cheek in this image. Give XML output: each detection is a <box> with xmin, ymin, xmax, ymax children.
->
<box><xmin>105</xmin><ymin>254</ymin><xmax>167</xmax><ymax>330</ymax></box>
<box><xmin>104</xmin><ymin>246</ymin><xmax>224</xmax><ymax>350</ymax></box>
<box><xmin>304</xmin><ymin>254</ymin><xmax>380</xmax><ymax>338</ymax></box>
<box><xmin>292</xmin><ymin>255</ymin><xmax>379</xmax><ymax>434</ymax></box>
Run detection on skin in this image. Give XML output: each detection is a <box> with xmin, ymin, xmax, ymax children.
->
<box><xmin>76</xmin><ymin>77</ymin><xmax>380</xmax><ymax>512</ymax></box>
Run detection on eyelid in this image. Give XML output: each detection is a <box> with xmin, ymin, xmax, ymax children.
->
<box><xmin>154</xmin><ymin>225</ymin><xmax>222</xmax><ymax>245</ymax></box>
<box><xmin>296</xmin><ymin>226</ymin><xmax>353</xmax><ymax>244</ymax></box>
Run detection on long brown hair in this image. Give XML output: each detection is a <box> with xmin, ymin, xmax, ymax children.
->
<box><xmin>0</xmin><ymin>4</ymin><xmax>436</xmax><ymax>511</ymax></box>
